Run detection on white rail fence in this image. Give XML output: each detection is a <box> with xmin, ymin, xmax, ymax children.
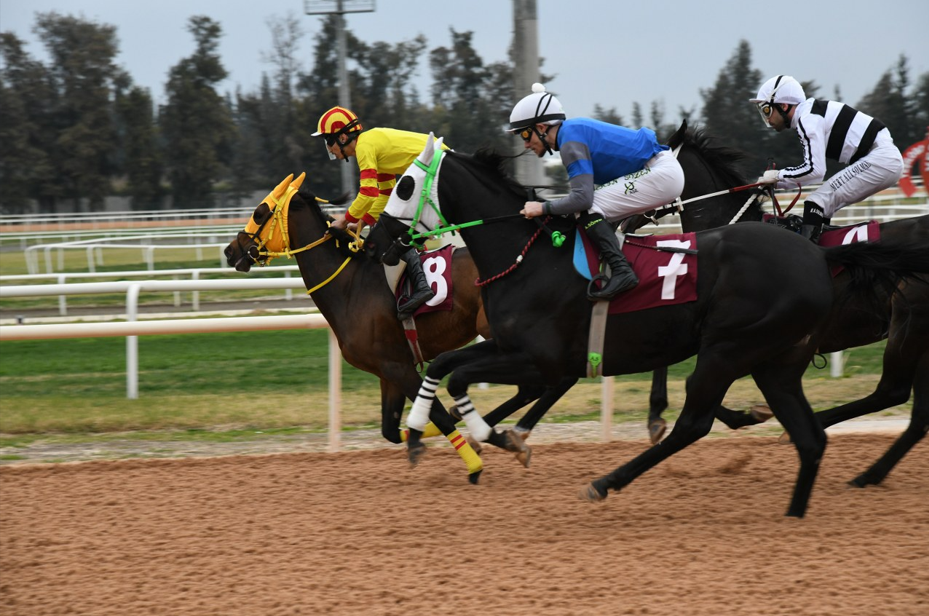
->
<box><xmin>0</xmin><ymin>309</ymin><xmax>347</xmax><ymax>453</ymax></box>
<box><xmin>0</xmin><ymin>278</ymin><xmax>311</xmax><ymax>392</ymax></box>
<box><xmin>1</xmin><ymin>265</ymin><xmax>302</xmax><ymax>316</ymax></box>
<box><xmin>8</xmin><ymin>200</ymin><xmax>926</xmax><ymax>275</ymax></box>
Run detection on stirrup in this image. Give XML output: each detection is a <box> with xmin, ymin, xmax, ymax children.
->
<box><xmin>397</xmin><ymin>291</ymin><xmax>432</xmax><ymax>320</ymax></box>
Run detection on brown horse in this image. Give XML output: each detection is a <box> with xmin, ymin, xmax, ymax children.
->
<box><xmin>223</xmin><ymin>173</ymin><xmax>538</xmax><ymax>483</ymax></box>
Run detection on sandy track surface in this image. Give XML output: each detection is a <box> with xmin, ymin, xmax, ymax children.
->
<box><xmin>2</xmin><ymin>432</ymin><xmax>926</xmax><ymax>616</ymax></box>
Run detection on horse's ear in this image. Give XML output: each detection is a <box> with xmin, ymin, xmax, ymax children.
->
<box><xmin>434</xmin><ymin>136</ymin><xmax>445</xmax><ymax>152</ymax></box>
<box><xmin>666</xmin><ymin>120</ymin><xmax>687</xmax><ymax>150</ymax></box>
<box><xmin>417</xmin><ymin>132</ymin><xmax>436</xmax><ymax>165</ymax></box>
<box><xmin>291</xmin><ymin>172</ymin><xmax>306</xmax><ymax>191</ymax></box>
<box><xmin>273</xmin><ymin>173</ymin><xmax>295</xmax><ymax>199</ymax></box>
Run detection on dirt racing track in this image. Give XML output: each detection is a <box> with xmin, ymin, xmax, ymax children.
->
<box><xmin>1</xmin><ymin>432</ymin><xmax>927</xmax><ymax>616</ymax></box>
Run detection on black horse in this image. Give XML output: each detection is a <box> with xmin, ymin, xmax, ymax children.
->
<box><xmin>223</xmin><ymin>173</ymin><xmax>535</xmax><ymax>483</ymax></box>
<box><xmin>365</xmin><ymin>135</ymin><xmax>929</xmax><ymax>517</ymax></box>
<box><xmin>640</xmin><ymin>124</ymin><xmax>929</xmax><ymax>487</ymax></box>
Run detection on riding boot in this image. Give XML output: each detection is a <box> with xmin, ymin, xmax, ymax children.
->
<box><xmin>800</xmin><ymin>201</ymin><xmax>825</xmax><ymax>244</ymax></box>
<box><xmin>397</xmin><ymin>247</ymin><xmax>435</xmax><ymax>320</ymax></box>
<box><xmin>579</xmin><ymin>212</ymin><xmax>639</xmax><ymax>301</ymax></box>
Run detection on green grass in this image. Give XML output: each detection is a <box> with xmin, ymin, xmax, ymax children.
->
<box><xmin>0</xmin><ymin>328</ymin><xmax>891</xmax><ymax>437</ymax></box>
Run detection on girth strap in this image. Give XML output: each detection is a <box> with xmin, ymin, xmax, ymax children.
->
<box><xmin>401</xmin><ymin>316</ymin><xmax>426</xmax><ymax>371</ymax></box>
<box><xmin>587</xmin><ymin>293</ymin><xmax>611</xmax><ymax>378</ymax></box>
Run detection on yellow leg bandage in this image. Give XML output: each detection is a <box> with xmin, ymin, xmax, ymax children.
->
<box><xmin>447</xmin><ymin>429</ymin><xmax>483</xmax><ymax>475</ymax></box>
<box><xmin>399</xmin><ymin>421</ymin><xmax>443</xmax><ymax>442</ymax></box>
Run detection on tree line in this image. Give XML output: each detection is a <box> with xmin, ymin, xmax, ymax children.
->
<box><xmin>2</xmin><ymin>12</ymin><xmax>927</xmax><ymax>214</ymax></box>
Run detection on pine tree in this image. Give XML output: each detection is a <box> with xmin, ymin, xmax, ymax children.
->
<box><xmin>0</xmin><ymin>33</ymin><xmax>55</xmax><ymax>213</ymax></box>
<box><xmin>160</xmin><ymin>16</ymin><xmax>235</xmax><ymax>208</ymax></box>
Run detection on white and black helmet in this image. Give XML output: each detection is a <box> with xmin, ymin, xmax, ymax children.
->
<box><xmin>508</xmin><ymin>83</ymin><xmax>566</xmax><ymax>132</ymax></box>
<box><xmin>750</xmin><ymin>75</ymin><xmax>806</xmax><ymax>128</ymax></box>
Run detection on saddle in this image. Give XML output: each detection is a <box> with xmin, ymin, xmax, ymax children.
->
<box><xmin>389</xmin><ymin>244</ymin><xmax>456</xmax><ymax>317</ymax></box>
<box><xmin>573</xmin><ymin>227</ymin><xmax>699</xmax><ymax>314</ymax></box>
<box><xmin>763</xmin><ymin>215</ymin><xmax>881</xmax><ymax>246</ymax></box>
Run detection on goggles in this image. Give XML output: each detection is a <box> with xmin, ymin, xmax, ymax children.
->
<box><xmin>755</xmin><ymin>102</ymin><xmax>775</xmax><ymax>128</ymax></box>
<box><xmin>517</xmin><ymin>127</ymin><xmax>535</xmax><ymax>143</ymax></box>
<box><xmin>322</xmin><ymin>137</ymin><xmax>337</xmax><ymax>160</ymax></box>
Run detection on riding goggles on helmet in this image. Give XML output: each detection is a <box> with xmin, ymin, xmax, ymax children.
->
<box><xmin>756</xmin><ymin>102</ymin><xmax>775</xmax><ymax>127</ymax></box>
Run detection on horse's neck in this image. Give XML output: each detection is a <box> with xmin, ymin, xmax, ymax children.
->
<box><xmin>289</xmin><ymin>214</ymin><xmax>359</xmax><ymax>316</ymax></box>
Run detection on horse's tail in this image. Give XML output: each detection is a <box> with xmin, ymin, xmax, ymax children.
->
<box><xmin>823</xmin><ymin>240</ymin><xmax>929</xmax><ymax>316</ymax></box>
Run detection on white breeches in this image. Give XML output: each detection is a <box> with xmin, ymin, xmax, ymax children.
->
<box><xmin>808</xmin><ymin>139</ymin><xmax>904</xmax><ymax>219</ymax></box>
<box><xmin>590</xmin><ymin>150</ymin><xmax>685</xmax><ymax>222</ymax></box>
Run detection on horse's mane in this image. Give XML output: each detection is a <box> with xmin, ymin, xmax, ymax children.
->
<box><xmin>294</xmin><ymin>185</ymin><xmax>361</xmax><ymax>258</ymax></box>
<box><xmin>295</xmin><ymin>185</ymin><xmax>333</xmax><ymax>227</ymax></box>
<box><xmin>677</xmin><ymin>127</ymin><xmax>751</xmax><ymax>187</ymax></box>
<box><xmin>448</xmin><ymin>148</ymin><xmax>528</xmax><ymax>201</ymax></box>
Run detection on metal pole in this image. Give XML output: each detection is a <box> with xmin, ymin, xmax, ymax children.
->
<box><xmin>601</xmin><ymin>376</ymin><xmax>614</xmax><ymax>441</ymax></box>
<box><xmin>336</xmin><ymin>3</ymin><xmax>356</xmax><ymax>196</ymax></box>
<box><xmin>126</xmin><ymin>284</ymin><xmax>140</xmax><ymax>399</ymax></box>
<box><xmin>328</xmin><ymin>328</ymin><xmax>342</xmax><ymax>452</ymax></box>
<box><xmin>512</xmin><ymin>0</ymin><xmax>546</xmax><ymax>188</ymax></box>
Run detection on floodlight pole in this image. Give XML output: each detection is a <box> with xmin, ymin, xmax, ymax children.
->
<box><xmin>335</xmin><ymin>10</ymin><xmax>353</xmax><ymax>195</ymax></box>
<box><xmin>512</xmin><ymin>0</ymin><xmax>546</xmax><ymax>189</ymax></box>
<box><xmin>305</xmin><ymin>1</ymin><xmax>376</xmax><ymax>195</ymax></box>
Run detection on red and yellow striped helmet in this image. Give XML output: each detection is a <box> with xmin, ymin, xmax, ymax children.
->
<box><xmin>312</xmin><ymin>106</ymin><xmax>363</xmax><ymax>141</ymax></box>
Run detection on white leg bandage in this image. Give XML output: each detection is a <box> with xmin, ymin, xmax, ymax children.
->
<box><xmin>455</xmin><ymin>393</ymin><xmax>492</xmax><ymax>442</ymax></box>
<box><xmin>407</xmin><ymin>376</ymin><xmax>440</xmax><ymax>431</ymax></box>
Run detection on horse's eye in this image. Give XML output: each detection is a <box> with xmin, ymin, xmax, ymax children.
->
<box><xmin>395</xmin><ymin>175</ymin><xmax>415</xmax><ymax>201</ymax></box>
<box><xmin>252</xmin><ymin>204</ymin><xmax>271</xmax><ymax>225</ymax></box>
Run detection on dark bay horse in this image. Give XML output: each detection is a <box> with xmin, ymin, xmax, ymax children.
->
<box><xmin>643</xmin><ymin>124</ymin><xmax>929</xmax><ymax>487</ymax></box>
<box><xmin>365</xmin><ymin>136</ymin><xmax>929</xmax><ymax>517</ymax></box>
<box><xmin>223</xmin><ymin>173</ymin><xmax>538</xmax><ymax>482</ymax></box>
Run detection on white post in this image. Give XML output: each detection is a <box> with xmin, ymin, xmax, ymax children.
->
<box><xmin>191</xmin><ymin>271</ymin><xmax>200</xmax><ymax>311</ymax></box>
<box><xmin>830</xmin><ymin>351</ymin><xmax>844</xmax><ymax>378</ymax></box>
<box><xmin>328</xmin><ymin>328</ymin><xmax>342</xmax><ymax>452</ymax></box>
<box><xmin>57</xmin><ymin>274</ymin><xmax>67</xmax><ymax>316</ymax></box>
<box><xmin>285</xmin><ymin>271</ymin><xmax>293</xmax><ymax>301</ymax></box>
<box><xmin>85</xmin><ymin>247</ymin><xmax>95</xmax><ymax>273</ymax></box>
<box><xmin>601</xmin><ymin>376</ymin><xmax>614</xmax><ymax>441</ymax></box>
<box><xmin>126</xmin><ymin>284</ymin><xmax>141</xmax><ymax>399</ymax></box>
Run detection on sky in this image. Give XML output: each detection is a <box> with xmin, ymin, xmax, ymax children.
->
<box><xmin>2</xmin><ymin>0</ymin><xmax>928</xmax><ymax>123</ymax></box>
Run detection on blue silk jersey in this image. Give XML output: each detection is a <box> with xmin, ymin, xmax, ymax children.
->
<box><xmin>556</xmin><ymin>118</ymin><xmax>668</xmax><ymax>185</ymax></box>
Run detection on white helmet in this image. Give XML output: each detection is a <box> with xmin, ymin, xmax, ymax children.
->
<box><xmin>508</xmin><ymin>83</ymin><xmax>566</xmax><ymax>132</ymax></box>
<box><xmin>750</xmin><ymin>75</ymin><xmax>805</xmax><ymax>128</ymax></box>
<box><xmin>750</xmin><ymin>75</ymin><xmax>806</xmax><ymax>105</ymax></box>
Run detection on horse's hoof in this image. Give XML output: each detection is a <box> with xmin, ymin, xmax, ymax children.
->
<box><xmin>513</xmin><ymin>428</ymin><xmax>531</xmax><ymax>441</ymax></box>
<box><xmin>579</xmin><ymin>482</ymin><xmax>608</xmax><ymax>503</ymax></box>
<box><xmin>778</xmin><ymin>431</ymin><xmax>792</xmax><ymax>444</ymax></box>
<box><xmin>648</xmin><ymin>419</ymin><xmax>667</xmax><ymax>445</ymax></box>
<box><xmin>407</xmin><ymin>442</ymin><xmax>427</xmax><ymax>468</ymax></box>
<box><xmin>505</xmin><ymin>430</ymin><xmax>532</xmax><ymax>468</ymax></box>
<box><xmin>468</xmin><ymin>469</ymin><xmax>482</xmax><ymax>485</ymax></box>
<box><xmin>466</xmin><ymin>434</ymin><xmax>483</xmax><ymax>455</ymax></box>
<box><xmin>750</xmin><ymin>404</ymin><xmax>774</xmax><ymax>422</ymax></box>
<box><xmin>848</xmin><ymin>474</ymin><xmax>879</xmax><ymax>489</ymax></box>
<box><xmin>448</xmin><ymin>406</ymin><xmax>463</xmax><ymax>422</ymax></box>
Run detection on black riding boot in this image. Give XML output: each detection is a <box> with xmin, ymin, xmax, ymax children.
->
<box><xmin>800</xmin><ymin>201</ymin><xmax>825</xmax><ymax>244</ymax></box>
<box><xmin>580</xmin><ymin>212</ymin><xmax>639</xmax><ymax>301</ymax></box>
<box><xmin>397</xmin><ymin>247</ymin><xmax>435</xmax><ymax>320</ymax></box>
